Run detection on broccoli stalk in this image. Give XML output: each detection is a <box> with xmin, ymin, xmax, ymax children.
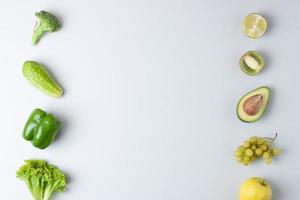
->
<box><xmin>17</xmin><ymin>160</ymin><xmax>66</xmax><ymax>200</ymax></box>
<box><xmin>32</xmin><ymin>11</ymin><xmax>60</xmax><ymax>45</ymax></box>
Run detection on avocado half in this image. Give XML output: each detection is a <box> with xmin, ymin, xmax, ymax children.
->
<box><xmin>236</xmin><ymin>86</ymin><xmax>271</xmax><ymax>123</ymax></box>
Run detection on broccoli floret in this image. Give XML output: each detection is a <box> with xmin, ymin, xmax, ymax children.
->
<box><xmin>17</xmin><ymin>160</ymin><xmax>66</xmax><ymax>200</ymax></box>
<box><xmin>32</xmin><ymin>10</ymin><xmax>60</xmax><ymax>45</ymax></box>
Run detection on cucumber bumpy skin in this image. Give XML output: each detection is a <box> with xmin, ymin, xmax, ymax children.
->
<box><xmin>22</xmin><ymin>61</ymin><xmax>63</xmax><ymax>98</ymax></box>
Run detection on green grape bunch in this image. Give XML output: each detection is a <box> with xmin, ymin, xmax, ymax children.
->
<box><xmin>234</xmin><ymin>133</ymin><xmax>280</xmax><ymax>166</ymax></box>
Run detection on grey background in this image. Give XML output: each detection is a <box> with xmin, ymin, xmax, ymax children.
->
<box><xmin>0</xmin><ymin>0</ymin><xmax>299</xmax><ymax>199</ymax></box>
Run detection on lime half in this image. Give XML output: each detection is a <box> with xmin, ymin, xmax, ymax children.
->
<box><xmin>243</xmin><ymin>13</ymin><xmax>267</xmax><ymax>39</ymax></box>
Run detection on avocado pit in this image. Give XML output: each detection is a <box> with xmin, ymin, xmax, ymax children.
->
<box><xmin>243</xmin><ymin>94</ymin><xmax>263</xmax><ymax>116</ymax></box>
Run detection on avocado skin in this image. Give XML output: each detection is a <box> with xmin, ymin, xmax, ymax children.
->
<box><xmin>236</xmin><ymin>86</ymin><xmax>271</xmax><ymax>123</ymax></box>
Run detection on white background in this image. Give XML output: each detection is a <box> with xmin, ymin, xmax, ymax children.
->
<box><xmin>0</xmin><ymin>0</ymin><xmax>299</xmax><ymax>199</ymax></box>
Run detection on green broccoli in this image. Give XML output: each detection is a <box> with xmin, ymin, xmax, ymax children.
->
<box><xmin>17</xmin><ymin>160</ymin><xmax>67</xmax><ymax>200</ymax></box>
<box><xmin>32</xmin><ymin>10</ymin><xmax>60</xmax><ymax>45</ymax></box>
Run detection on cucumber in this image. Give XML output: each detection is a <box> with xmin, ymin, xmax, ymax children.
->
<box><xmin>22</xmin><ymin>61</ymin><xmax>63</xmax><ymax>98</ymax></box>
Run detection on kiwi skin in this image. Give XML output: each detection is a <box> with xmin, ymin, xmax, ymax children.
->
<box><xmin>239</xmin><ymin>51</ymin><xmax>265</xmax><ymax>76</ymax></box>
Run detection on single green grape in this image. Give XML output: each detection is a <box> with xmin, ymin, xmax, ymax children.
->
<box><xmin>264</xmin><ymin>158</ymin><xmax>272</xmax><ymax>164</ymax></box>
<box><xmin>257</xmin><ymin>139</ymin><xmax>266</xmax><ymax>145</ymax></box>
<box><xmin>255</xmin><ymin>148</ymin><xmax>263</xmax><ymax>156</ymax></box>
<box><xmin>261</xmin><ymin>144</ymin><xmax>268</xmax><ymax>151</ymax></box>
<box><xmin>237</xmin><ymin>146</ymin><xmax>245</xmax><ymax>152</ymax></box>
<box><xmin>243</xmin><ymin>156</ymin><xmax>250</xmax><ymax>162</ymax></box>
<box><xmin>251</xmin><ymin>145</ymin><xmax>257</xmax><ymax>151</ymax></box>
<box><xmin>250</xmin><ymin>156</ymin><xmax>256</xmax><ymax>161</ymax></box>
<box><xmin>272</xmin><ymin>148</ymin><xmax>280</xmax><ymax>156</ymax></box>
<box><xmin>235</xmin><ymin>150</ymin><xmax>242</xmax><ymax>157</ymax></box>
<box><xmin>263</xmin><ymin>152</ymin><xmax>270</xmax><ymax>159</ymax></box>
<box><xmin>243</xmin><ymin>141</ymin><xmax>250</xmax><ymax>148</ymax></box>
<box><xmin>245</xmin><ymin>149</ymin><xmax>253</xmax><ymax>157</ymax></box>
<box><xmin>249</xmin><ymin>137</ymin><xmax>258</xmax><ymax>144</ymax></box>
<box><xmin>241</xmin><ymin>147</ymin><xmax>246</xmax><ymax>153</ymax></box>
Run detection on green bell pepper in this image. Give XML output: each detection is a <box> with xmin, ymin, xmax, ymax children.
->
<box><xmin>23</xmin><ymin>108</ymin><xmax>61</xmax><ymax>149</ymax></box>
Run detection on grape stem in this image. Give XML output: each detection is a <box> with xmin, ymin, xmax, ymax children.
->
<box><xmin>261</xmin><ymin>132</ymin><xmax>278</xmax><ymax>143</ymax></box>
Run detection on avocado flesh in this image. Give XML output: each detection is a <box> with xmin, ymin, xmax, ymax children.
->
<box><xmin>237</xmin><ymin>86</ymin><xmax>270</xmax><ymax>123</ymax></box>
